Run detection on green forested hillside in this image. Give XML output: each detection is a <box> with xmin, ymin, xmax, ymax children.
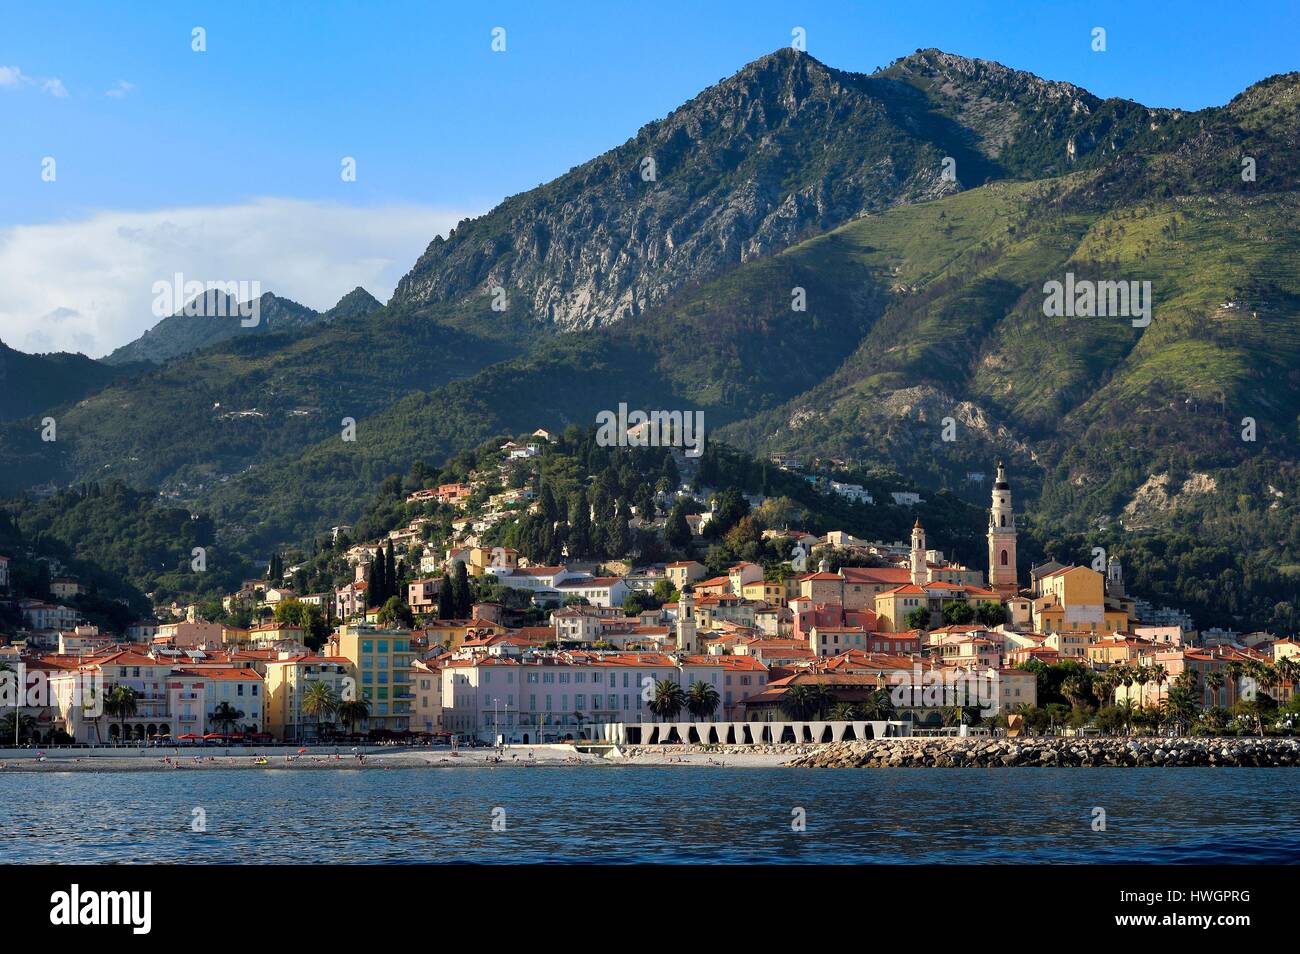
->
<box><xmin>1</xmin><ymin>48</ymin><xmax>1297</xmax><ymax>635</ymax></box>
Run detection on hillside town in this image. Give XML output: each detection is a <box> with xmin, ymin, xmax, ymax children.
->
<box><xmin>1</xmin><ymin>436</ymin><xmax>1296</xmax><ymax>750</ymax></box>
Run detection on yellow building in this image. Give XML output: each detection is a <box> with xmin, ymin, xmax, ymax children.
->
<box><xmin>1032</xmin><ymin>566</ymin><xmax>1128</xmax><ymax>636</ymax></box>
<box><xmin>1087</xmin><ymin>636</ymin><xmax>1153</xmax><ymax>666</ymax></box>
<box><xmin>740</xmin><ymin>580</ymin><xmax>787</xmax><ymax>606</ymax></box>
<box><xmin>465</xmin><ymin>545</ymin><xmax>519</xmax><ymax>577</ymax></box>
<box><xmin>664</xmin><ymin>561</ymin><xmax>707</xmax><ymax>590</ymax></box>
<box><xmin>263</xmin><ymin>654</ymin><xmax>355</xmax><ymax>742</ymax></box>
<box><xmin>874</xmin><ymin>582</ymin><xmax>1003</xmax><ymax>632</ymax></box>
<box><xmin>1045</xmin><ymin>631</ymin><xmax>1097</xmax><ymax>660</ymax></box>
<box><xmin>332</xmin><ymin>624</ymin><xmax>415</xmax><ymax>734</ymax></box>
<box><xmin>417</xmin><ymin>618</ymin><xmax>504</xmax><ymax>652</ymax></box>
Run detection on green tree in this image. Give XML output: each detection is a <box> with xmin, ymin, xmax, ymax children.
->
<box><xmin>0</xmin><ymin>711</ymin><xmax>37</xmax><ymax>744</ymax></box>
<box><xmin>338</xmin><ymin>698</ymin><xmax>371</xmax><ymax>737</ymax></box>
<box><xmin>301</xmin><ymin>681</ymin><xmax>339</xmax><ymax>740</ymax></box>
<box><xmin>649</xmin><ymin>680</ymin><xmax>686</xmax><ymax>722</ymax></box>
<box><xmin>210</xmin><ymin>701</ymin><xmax>244</xmax><ymax>735</ymax></box>
<box><xmin>685</xmin><ymin>680</ymin><xmax>721</xmax><ymax>721</ymax></box>
<box><xmin>437</xmin><ymin>574</ymin><xmax>454</xmax><ymax>619</ymax></box>
<box><xmin>942</xmin><ymin>601</ymin><xmax>976</xmax><ymax>625</ymax></box>
<box><xmin>377</xmin><ymin>595</ymin><xmax>415</xmax><ymax>628</ymax></box>
<box><xmin>974</xmin><ymin>601</ymin><xmax>1007</xmax><ymax>627</ymax></box>
<box><xmin>103</xmin><ymin>685</ymin><xmax>139</xmax><ymax>742</ymax></box>
<box><xmin>452</xmin><ymin>561</ymin><xmax>472</xmax><ymax>618</ymax></box>
<box><xmin>665</xmin><ymin>505</ymin><xmax>692</xmax><ymax>550</ymax></box>
<box><xmin>904</xmin><ymin>607</ymin><xmax>931</xmax><ymax>630</ymax></box>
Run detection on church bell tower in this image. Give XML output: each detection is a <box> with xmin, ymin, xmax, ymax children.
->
<box><xmin>910</xmin><ymin>519</ymin><xmax>928</xmax><ymax>586</ymax></box>
<box><xmin>987</xmin><ymin>461</ymin><xmax>1019</xmax><ymax>595</ymax></box>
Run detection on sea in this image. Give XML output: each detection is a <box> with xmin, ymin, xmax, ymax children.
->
<box><xmin>5</xmin><ymin>766</ymin><xmax>1297</xmax><ymax>864</ymax></box>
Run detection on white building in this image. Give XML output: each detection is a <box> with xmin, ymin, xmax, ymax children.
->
<box><xmin>830</xmin><ymin>482</ymin><xmax>874</xmax><ymax>505</ymax></box>
<box><xmin>440</xmin><ymin>651</ymin><xmax>768</xmax><ymax>743</ymax></box>
<box><xmin>20</xmin><ymin>600</ymin><xmax>78</xmax><ymax>632</ymax></box>
<box><xmin>551</xmin><ymin>576</ymin><xmax>631</xmax><ymax>609</ymax></box>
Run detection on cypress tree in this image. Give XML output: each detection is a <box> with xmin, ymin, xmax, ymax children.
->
<box><xmin>437</xmin><ymin>574</ymin><xmax>454</xmax><ymax>620</ymax></box>
<box><xmin>452</xmin><ymin>560</ymin><xmax>471</xmax><ymax>618</ymax></box>
<box><xmin>569</xmin><ymin>489</ymin><xmax>592</xmax><ymax>558</ymax></box>
<box><xmin>373</xmin><ymin>554</ymin><xmax>387</xmax><ymax>610</ymax></box>
<box><xmin>385</xmin><ymin>540</ymin><xmax>397</xmax><ymax>602</ymax></box>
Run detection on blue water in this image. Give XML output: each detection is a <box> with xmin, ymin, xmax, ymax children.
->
<box><xmin>4</xmin><ymin>767</ymin><xmax>1297</xmax><ymax>864</ymax></box>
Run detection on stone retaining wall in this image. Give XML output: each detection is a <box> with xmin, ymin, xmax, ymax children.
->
<box><xmin>786</xmin><ymin>737</ymin><xmax>1300</xmax><ymax>768</ymax></box>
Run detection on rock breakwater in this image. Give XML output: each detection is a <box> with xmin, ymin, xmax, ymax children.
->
<box><xmin>786</xmin><ymin>737</ymin><xmax>1300</xmax><ymax>768</ymax></box>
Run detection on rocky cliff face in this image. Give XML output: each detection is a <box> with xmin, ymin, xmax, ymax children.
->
<box><xmin>390</xmin><ymin>48</ymin><xmax>1171</xmax><ymax>332</ymax></box>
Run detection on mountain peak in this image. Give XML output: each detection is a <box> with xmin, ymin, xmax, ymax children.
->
<box><xmin>323</xmin><ymin>286</ymin><xmax>383</xmax><ymax>321</ymax></box>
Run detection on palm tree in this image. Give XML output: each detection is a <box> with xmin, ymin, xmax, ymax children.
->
<box><xmin>828</xmin><ymin>702</ymin><xmax>860</xmax><ymax>721</ymax></box>
<box><xmin>1226</xmin><ymin>660</ymin><xmax>1245</xmax><ymax>704</ymax></box>
<box><xmin>648</xmin><ymin>680</ymin><xmax>686</xmax><ymax>722</ymax></box>
<box><xmin>804</xmin><ymin>684</ymin><xmax>834</xmax><ymax>720</ymax></box>
<box><xmin>1204</xmin><ymin>671</ymin><xmax>1225</xmax><ymax>708</ymax></box>
<box><xmin>210</xmin><ymin>701</ymin><xmax>244</xmax><ymax>736</ymax></box>
<box><xmin>1093</xmin><ymin>672</ymin><xmax>1116</xmax><ymax>709</ymax></box>
<box><xmin>942</xmin><ymin>705</ymin><xmax>967</xmax><ymax>727</ymax></box>
<box><xmin>103</xmin><ymin>685</ymin><xmax>138</xmax><ymax>743</ymax></box>
<box><xmin>300</xmin><ymin>680</ymin><xmax>339</xmax><ymax>741</ymax></box>
<box><xmin>859</xmin><ymin>689</ymin><xmax>896</xmax><ymax>721</ymax></box>
<box><xmin>1150</xmin><ymin>664</ymin><xmax>1169</xmax><ymax>704</ymax></box>
<box><xmin>1117</xmin><ymin>700</ymin><xmax>1137</xmax><ymax>735</ymax></box>
<box><xmin>0</xmin><ymin>711</ymin><xmax>36</xmax><ymax>744</ymax></box>
<box><xmin>337</xmin><ymin>699</ymin><xmax>371</xmax><ymax>737</ymax></box>
<box><xmin>0</xmin><ymin>661</ymin><xmax>18</xmax><ymax>746</ymax></box>
<box><xmin>1060</xmin><ymin>675</ymin><xmax>1092</xmax><ymax>710</ymax></box>
<box><xmin>1133</xmin><ymin>666</ymin><xmax>1151</xmax><ymax>708</ymax></box>
<box><xmin>1117</xmin><ymin>665</ymin><xmax>1135</xmax><ymax>706</ymax></box>
<box><xmin>1164</xmin><ymin>686</ymin><xmax>1197</xmax><ymax>735</ymax></box>
<box><xmin>1276</xmin><ymin>657</ymin><xmax>1298</xmax><ymax>695</ymax></box>
<box><xmin>684</xmin><ymin>680</ymin><xmax>720</xmax><ymax>722</ymax></box>
<box><xmin>780</xmin><ymin>684</ymin><xmax>814</xmax><ymax>721</ymax></box>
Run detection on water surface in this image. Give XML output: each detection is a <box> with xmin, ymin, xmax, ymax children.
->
<box><xmin>4</xmin><ymin>767</ymin><xmax>1295</xmax><ymax>864</ymax></box>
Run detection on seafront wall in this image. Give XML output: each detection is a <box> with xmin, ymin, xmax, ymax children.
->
<box><xmin>786</xmin><ymin>737</ymin><xmax>1300</xmax><ymax>768</ymax></box>
<box><xmin>0</xmin><ymin>744</ymin><xmax>397</xmax><ymax>760</ymax></box>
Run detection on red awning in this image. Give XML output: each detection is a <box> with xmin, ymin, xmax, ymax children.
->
<box><xmin>202</xmin><ymin>733</ymin><xmax>224</xmax><ymax>740</ymax></box>
<box><xmin>177</xmin><ymin>733</ymin><xmax>199</xmax><ymax>740</ymax></box>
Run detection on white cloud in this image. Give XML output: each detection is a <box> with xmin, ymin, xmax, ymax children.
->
<box><xmin>0</xmin><ymin>66</ymin><xmax>68</xmax><ymax>96</ymax></box>
<box><xmin>0</xmin><ymin>198</ymin><xmax>477</xmax><ymax>358</ymax></box>
<box><xmin>105</xmin><ymin>80</ymin><xmax>134</xmax><ymax>98</ymax></box>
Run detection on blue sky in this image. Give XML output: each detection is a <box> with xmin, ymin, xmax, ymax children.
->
<box><xmin>1</xmin><ymin>0</ymin><xmax>1295</xmax><ymax>355</ymax></box>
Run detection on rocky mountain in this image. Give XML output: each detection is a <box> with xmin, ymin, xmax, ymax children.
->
<box><xmin>322</xmin><ymin>287</ymin><xmax>383</xmax><ymax>322</ymax></box>
<box><xmin>103</xmin><ymin>290</ymin><xmax>329</xmax><ymax>366</ymax></box>
<box><xmin>3</xmin><ymin>47</ymin><xmax>1298</xmax><ymax>630</ymax></box>
<box><xmin>391</xmin><ymin>48</ymin><xmax>1162</xmax><ymax>332</ymax></box>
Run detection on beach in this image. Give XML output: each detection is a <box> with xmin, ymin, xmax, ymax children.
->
<box><xmin>0</xmin><ymin>743</ymin><xmax>806</xmax><ymax>772</ymax></box>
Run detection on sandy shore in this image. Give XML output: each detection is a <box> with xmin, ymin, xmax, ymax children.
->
<box><xmin>0</xmin><ymin>744</ymin><xmax>806</xmax><ymax>772</ymax></box>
